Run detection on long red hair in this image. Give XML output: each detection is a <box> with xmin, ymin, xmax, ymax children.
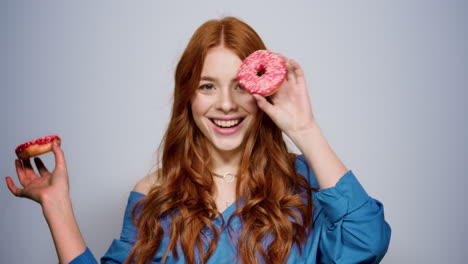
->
<box><xmin>125</xmin><ymin>17</ymin><xmax>315</xmax><ymax>264</ymax></box>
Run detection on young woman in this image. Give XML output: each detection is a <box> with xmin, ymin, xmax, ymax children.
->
<box><xmin>6</xmin><ymin>17</ymin><xmax>391</xmax><ymax>264</ymax></box>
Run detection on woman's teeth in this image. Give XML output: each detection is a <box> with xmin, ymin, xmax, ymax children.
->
<box><xmin>213</xmin><ymin>119</ymin><xmax>241</xmax><ymax>128</ymax></box>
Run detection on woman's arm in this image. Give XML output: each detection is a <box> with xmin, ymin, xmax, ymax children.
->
<box><xmin>296</xmin><ymin>157</ymin><xmax>391</xmax><ymax>262</ymax></box>
<box><xmin>259</xmin><ymin>59</ymin><xmax>391</xmax><ymax>261</ymax></box>
<box><xmin>287</xmin><ymin>119</ymin><xmax>347</xmax><ymax>189</ymax></box>
<box><xmin>5</xmin><ymin>141</ymin><xmax>87</xmax><ymax>263</ymax></box>
<box><xmin>253</xmin><ymin>59</ymin><xmax>346</xmax><ymax>189</ymax></box>
<box><xmin>42</xmin><ymin>194</ymin><xmax>87</xmax><ymax>264</ymax></box>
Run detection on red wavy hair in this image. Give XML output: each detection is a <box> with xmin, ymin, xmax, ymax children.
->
<box><xmin>125</xmin><ymin>17</ymin><xmax>315</xmax><ymax>264</ymax></box>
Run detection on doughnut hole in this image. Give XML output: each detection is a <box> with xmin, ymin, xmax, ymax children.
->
<box><xmin>257</xmin><ymin>67</ymin><xmax>266</xmax><ymax>77</ymax></box>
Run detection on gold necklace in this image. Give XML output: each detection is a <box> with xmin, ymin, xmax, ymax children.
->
<box><xmin>212</xmin><ymin>172</ymin><xmax>237</xmax><ymax>183</ymax></box>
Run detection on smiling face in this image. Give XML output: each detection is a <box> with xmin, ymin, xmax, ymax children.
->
<box><xmin>191</xmin><ymin>46</ymin><xmax>259</xmax><ymax>156</ymax></box>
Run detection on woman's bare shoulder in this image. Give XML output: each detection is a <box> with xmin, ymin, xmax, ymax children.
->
<box><xmin>133</xmin><ymin>169</ymin><xmax>162</xmax><ymax>195</ymax></box>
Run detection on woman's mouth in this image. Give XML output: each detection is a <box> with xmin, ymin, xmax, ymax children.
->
<box><xmin>212</xmin><ymin>118</ymin><xmax>242</xmax><ymax>128</ymax></box>
<box><xmin>210</xmin><ymin>118</ymin><xmax>244</xmax><ymax>135</ymax></box>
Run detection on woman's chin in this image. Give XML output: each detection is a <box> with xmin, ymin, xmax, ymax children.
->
<box><xmin>211</xmin><ymin>139</ymin><xmax>244</xmax><ymax>154</ymax></box>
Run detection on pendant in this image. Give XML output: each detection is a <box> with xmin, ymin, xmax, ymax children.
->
<box><xmin>222</xmin><ymin>172</ymin><xmax>236</xmax><ymax>183</ymax></box>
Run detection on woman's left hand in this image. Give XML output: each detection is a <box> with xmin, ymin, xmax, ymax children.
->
<box><xmin>253</xmin><ymin>59</ymin><xmax>316</xmax><ymax>137</ymax></box>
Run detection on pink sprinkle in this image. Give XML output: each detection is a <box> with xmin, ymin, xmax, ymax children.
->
<box><xmin>15</xmin><ymin>135</ymin><xmax>61</xmax><ymax>153</ymax></box>
<box><xmin>237</xmin><ymin>50</ymin><xmax>287</xmax><ymax>96</ymax></box>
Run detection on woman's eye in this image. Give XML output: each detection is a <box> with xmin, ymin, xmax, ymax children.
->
<box><xmin>236</xmin><ymin>84</ymin><xmax>245</xmax><ymax>90</ymax></box>
<box><xmin>199</xmin><ymin>84</ymin><xmax>214</xmax><ymax>90</ymax></box>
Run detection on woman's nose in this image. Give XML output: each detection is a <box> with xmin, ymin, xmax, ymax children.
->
<box><xmin>216</xmin><ymin>89</ymin><xmax>238</xmax><ymax>113</ymax></box>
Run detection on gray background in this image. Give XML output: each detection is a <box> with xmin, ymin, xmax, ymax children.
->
<box><xmin>1</xmin><ymin>0</ymin><xmax>467</xmax><ymax>263</ymax></box>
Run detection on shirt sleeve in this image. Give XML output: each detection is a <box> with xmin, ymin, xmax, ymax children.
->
<box><xmin>101</xmin><ymin>191</ymin><xmax>145</xmax><ymax>263</ymax></box>
<box><xmin>68</xmin><ymin>192</ymin><xmax>145</xmax><ymax>264</ymax></box>
<box><xmin>296</xmin><ymin>154</ymin><xmax>392</xmax><ymax>263</ymax></box>
<box><xmin>69</xmin><ymin>248</ymin><xmax>98</xmax><ymax>264</ymax></box>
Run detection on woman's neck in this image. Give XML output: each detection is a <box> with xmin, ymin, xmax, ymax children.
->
<box><xmin>209</xmin><ymin>147</ymin><xmax>242</xmax><ymax>174</ymax></box>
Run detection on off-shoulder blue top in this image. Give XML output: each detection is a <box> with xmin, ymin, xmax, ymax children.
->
<box><xmin>70</xmin><ymin>155</ymin><xmax>391</xmax><ymax>263</ymax></box>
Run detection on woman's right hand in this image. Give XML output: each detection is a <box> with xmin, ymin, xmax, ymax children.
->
<box><xmin>5</xmin><ymin>140</ymin><xmax>70</xmax><ymax>206</ymax></box>
<box><xmin>6</xmin><ymin>140</ymin><xmax>88</xmax><ymax>263</ymax></box>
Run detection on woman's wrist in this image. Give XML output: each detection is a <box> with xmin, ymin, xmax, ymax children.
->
<box><xmin>41</xmin><ymin>192</ymin><xmax>73</xmax><ymax>218</ymax></box>
<box><xmin>285</xmin><ymin>118</ymin><xmax>319</xmax><ymax>146</ymax></box>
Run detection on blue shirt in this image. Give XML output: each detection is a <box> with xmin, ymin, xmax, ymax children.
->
<box><xmin>70</xmin><ymin>155</ymin><xmax>391</xmax><ymax>263</ymax></box>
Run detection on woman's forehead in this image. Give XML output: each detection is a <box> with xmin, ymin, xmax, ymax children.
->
<box><xmin>201</xmin><ymin>47</ymin><xmax>242</xmax><ymax>82</ymax></box>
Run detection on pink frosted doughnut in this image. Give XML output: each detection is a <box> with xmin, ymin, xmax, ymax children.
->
<box><xmin>237</xmin><ymin>50</ymin><xmax>287</xmax><ymax>96</ymax></box>
<box><xmin>15</xmin><ymin>135</ymin><xmax>61</xmax><ymax>160</ymax></box>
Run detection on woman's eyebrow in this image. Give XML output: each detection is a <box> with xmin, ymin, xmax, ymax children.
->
<box><xmin>200</xmin><ymin>76</ymin><xmax>238</xmax><ymax>83</ymax></box>
<box><xmin>200</xmin><ymin>76</ymin><xmax>216</xmax><ymax>82</ymax></box>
